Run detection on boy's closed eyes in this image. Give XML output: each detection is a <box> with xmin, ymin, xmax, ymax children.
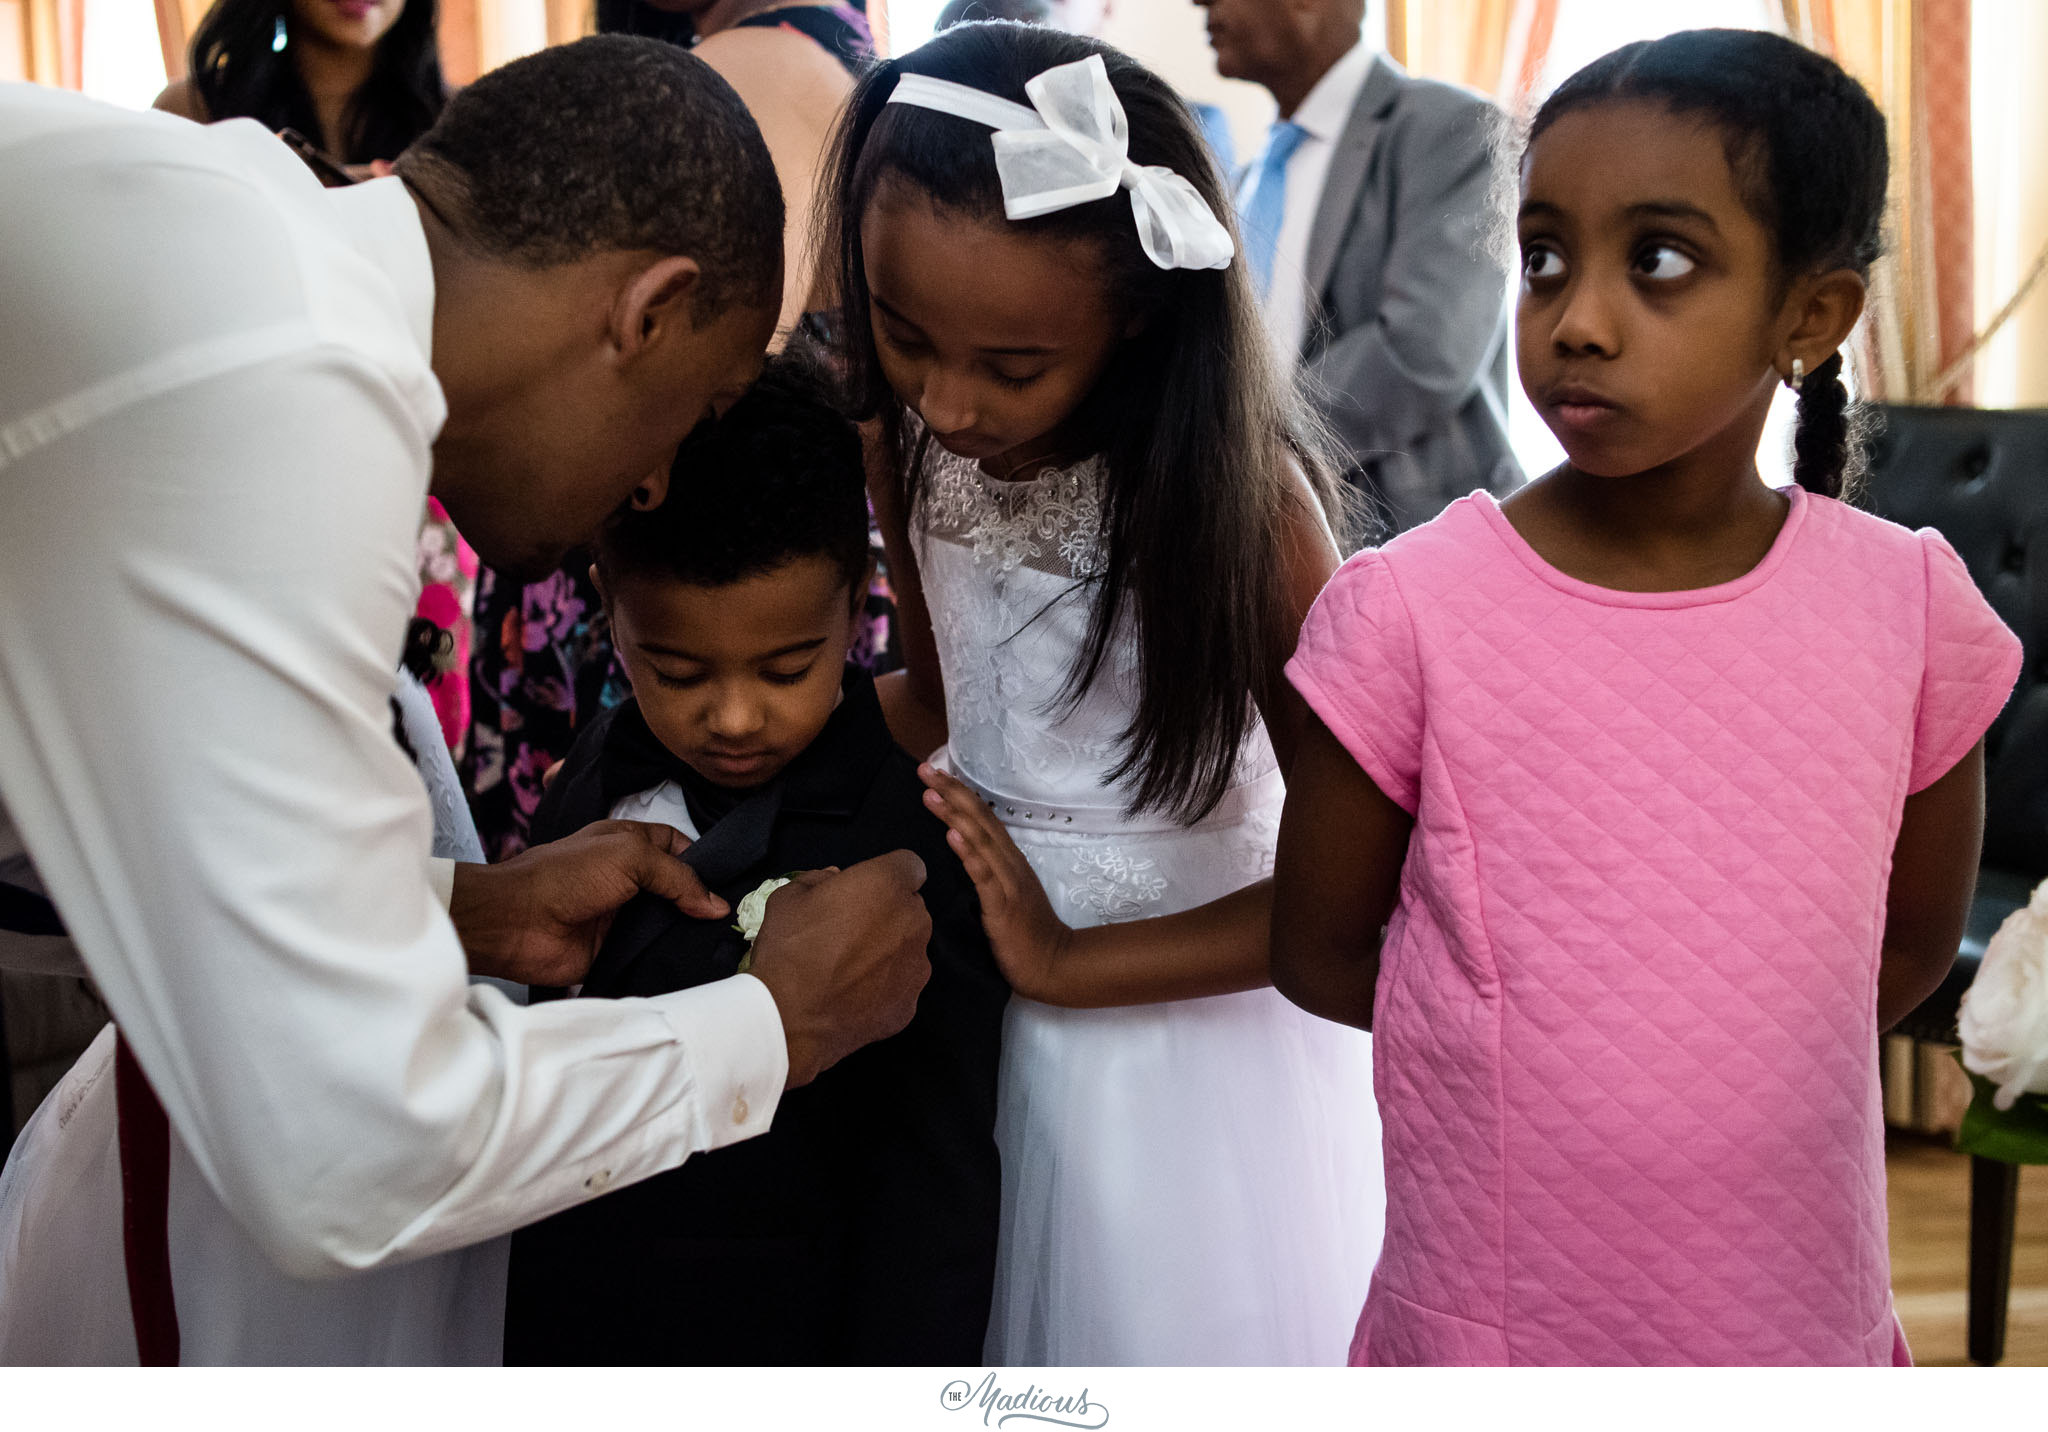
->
<box><xmin>600</xmin><ymin>554</ymin><xmax>862</xmax><ymax>790</ymax></box>
<box><xmin>590</xmin><ymin>353</ymin><xmax>877</xmax><ymax>790</ymax></box>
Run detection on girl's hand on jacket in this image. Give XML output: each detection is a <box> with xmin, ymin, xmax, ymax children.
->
<box><xmin>918</xmin><ymin>763</ymin><xmax>1074</xmax><ymax>1000</ymax></box>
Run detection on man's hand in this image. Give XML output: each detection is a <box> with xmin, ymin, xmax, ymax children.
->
<box><xmin>747</xmin><ymin>852</ymin><xmax>933</xmax><ymax>1087</ymax></box>
<box><xmin>449</xmin><ymin>821</ymin><xmax>726</xmax><ymax>987</ymax></box>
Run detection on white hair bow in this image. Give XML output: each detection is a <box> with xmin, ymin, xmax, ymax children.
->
<box><xmin>886</xmin><ymin>54</ymin><xmax>1235</xmax><ymax>273</ymax></box>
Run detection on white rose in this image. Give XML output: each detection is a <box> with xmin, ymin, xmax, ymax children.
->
<box><xmin>1959</xmin><ymin>879</ymin><xmax>2048</xmax><ymax>1111</ymax></box>
<box><xmin>731</xmin><ymin>877</ymin><xmax>793</xmax><ymax>970</ymax></box>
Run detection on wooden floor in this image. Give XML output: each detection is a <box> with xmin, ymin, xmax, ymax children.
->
<box><xmin>1888</xmin><ymin>1131</ymin><xmax>2048</xmax><ymax>1365</ymax></box>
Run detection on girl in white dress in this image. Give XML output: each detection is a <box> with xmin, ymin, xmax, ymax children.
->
<box><xmin>821</xmin><ymin>24</ymin><xmax>1384</xmax><ymax>1365</ymax></box>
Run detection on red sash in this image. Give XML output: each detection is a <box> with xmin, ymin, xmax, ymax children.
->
<box><xmin>113</xmin><ymin>1033</ymin><xmax>180</xmax><ymax>1366</ymax></box>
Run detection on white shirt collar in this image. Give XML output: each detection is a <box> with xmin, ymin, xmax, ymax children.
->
<box><xmin>1287</xmin><ymin>40</ymin><xmax>1377</xmax><ymax>144</ymax></box>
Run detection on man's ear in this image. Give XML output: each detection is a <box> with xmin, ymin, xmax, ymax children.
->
<box><xmin>1777</xmin><ymin>268</ymin><xmax>1867</xmax><ymax>383</ymax></box>
<box><xmin>609</xmin><ymin>255</ymin><xmax>703</xmax><ymax>363</ymax></box>
<box><xmin>589</xmin><ymin>563</ymin><xmax>607</xmax><ymax>604</ymax></box>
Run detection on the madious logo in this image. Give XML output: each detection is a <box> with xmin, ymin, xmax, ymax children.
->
<box><xmin>939</xmin><ymin>1372</ymin><xmax>1110</xmax><ymax>1429</ymax></box>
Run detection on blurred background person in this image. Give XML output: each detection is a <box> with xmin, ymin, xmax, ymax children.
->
<box><xmin>935</xmin><ymin>0</ymin><xmax>1233</xmax><ymax>169</ymax></box>
<box><xmin>155</xmin><ymin>0</ymin><xmax>443</xmax><ymax>168</ymax></box>
<box><xmin>935</xmin><ymin>0</ymin><xmax>1056</xmax><ymax>28</ymax></box>
<box><xmin>1203</xmin><ymin>0</ymin><xmax>1518</xmax><ymax>536</ymax></box>
<box><xmin>603</xmin><ymin>0</ymin><xmax>873</xmax><ymax>332</ymax></box>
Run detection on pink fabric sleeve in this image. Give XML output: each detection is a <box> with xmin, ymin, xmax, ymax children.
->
<box><xmin>1285</xmin><ymin>550</ymin><xmax>1426</xmax><ymax>814</ymax></box>
<box><xmin>1909</xmin><ymin>529</ymin><xmax>2023</xmax><ymax>793</ymax></box>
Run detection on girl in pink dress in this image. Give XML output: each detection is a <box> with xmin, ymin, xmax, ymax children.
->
<box><xmin>1273</xmin><ymin>29</ymin><xmax>2023</xmax><ymax>1366</ymax></box>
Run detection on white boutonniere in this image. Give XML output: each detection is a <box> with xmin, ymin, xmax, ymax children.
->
<box><xmin>731</xmin><ymin>877</ymin><xmax>793</xmax><ymax>974</ymax></box>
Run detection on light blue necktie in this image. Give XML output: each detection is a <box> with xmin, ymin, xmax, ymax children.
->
<box><xmin>1241</xmin><ymin>119</ymin><xmax>1309</xmax><ymax>300</ymax></box>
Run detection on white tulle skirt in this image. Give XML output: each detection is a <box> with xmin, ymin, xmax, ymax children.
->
<box><xmin>979</xmin><ymin>767</ymin><xmax>1384</xmax><ymax>1366</ymax></box>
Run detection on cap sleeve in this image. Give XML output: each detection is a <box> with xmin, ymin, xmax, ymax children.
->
<box><xmin>1910</xmin><ymin>529</ymin><xmax>2023</xmax><ymax>793</ymax></box>
<box><xmin>1286</xmin><ymin>550</ymin><xmax>1425</xmax><ymax>814</ymax></box>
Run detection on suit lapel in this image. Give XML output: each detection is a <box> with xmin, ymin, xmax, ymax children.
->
<box><xmin>1300</xmin><ymin>55</ymin><xmax>1406</xmax><ymax>353</ymax></box>
<box><xmin>580</xmin><ymin>782</ymin><xmax>784</xmax><ymax>995</ymax></box>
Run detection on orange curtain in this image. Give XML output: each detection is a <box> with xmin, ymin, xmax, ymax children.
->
<box><xmin>440</xmin><ymin>0</ymin><xmax>481</xmax><ymax>85</ymax></box>
<box><xmin>1784</xmin><ymin>0</ymin><xmax>1975</xmax><ymax>404</ymax></box>
<box><xmin>1385</xmin><ymin>0</ymin><xmax>1559</xmax><ymax>108</ymax></box>
<box><xmin>153</xmin><ymin>0</ymin><xmax>213</xmax><ymax>79</ymax></box>
<box><xmin>162</xmin><ymin>0</ymin><xmax>215</xmax><ymax>78</ymax></box>
<box><xmin>15</xmin><ymin>0</ymin><xmax>82</xmax><ymax>87</ymax></box>
<box><xmin>1</xmin><ymin>1</ymin><xmax>28</xmax><ymax>80</ymax></box>
<box><xmin>442</xmin><ymin>0</ymin><xmax>553</xmax><ymax>86</ymax></box>
<box><xmin>544</xmin><ymin>0</ymin><xmax>589</xmax><ymax>46</ymax></box>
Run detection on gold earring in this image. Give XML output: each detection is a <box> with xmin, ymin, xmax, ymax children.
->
<box><xmin>1785</xmin><ymin>358</ymin><xmax>1805</xmax><ymax>391</ymax></box>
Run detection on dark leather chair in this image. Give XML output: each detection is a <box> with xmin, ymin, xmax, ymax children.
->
<box><xmin>1864</xmin><ymin>403</ymin><xmax>2047</xmax><ymax>1364</ymax></box>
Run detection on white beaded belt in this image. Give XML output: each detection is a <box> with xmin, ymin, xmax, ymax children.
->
<box><xmin>951</xmin><ymin>765</ymin><xmax>1285</xmax><ymax>839</ymax></box>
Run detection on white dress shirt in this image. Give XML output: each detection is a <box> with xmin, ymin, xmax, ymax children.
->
<box><xmin>0</xmin><ymin>81</ymin><xmax>786</xmax><ymax>1345</ymax></box>
<box><xmin>1237</xmin><ymin>40</ymin><xmax>1377</xmax><ymax>366</ymax></box>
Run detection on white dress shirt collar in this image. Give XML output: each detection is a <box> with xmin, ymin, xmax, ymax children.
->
<box><xmin>1254</xmin><ymin>40</ymin><xmax>1379</xmax><ymax>366</ymax></box>
<box><xmin>1286</xmin><ymin>38</ymin><xmax>1377</xmax><ymax>143</ymax></box>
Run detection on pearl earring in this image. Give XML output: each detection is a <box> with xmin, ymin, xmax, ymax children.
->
<box><xmin>1785</xmin><ymin>358</ymin><xmax>1805</xmax><ymax>391</ymax></box>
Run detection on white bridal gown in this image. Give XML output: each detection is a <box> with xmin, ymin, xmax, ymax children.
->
<box><xmin>914</xmin><ymin>445</ymin><xmax>1385</xmax><ymax>1366</ymax></box>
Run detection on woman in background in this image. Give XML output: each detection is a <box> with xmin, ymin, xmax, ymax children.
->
<box><xmin>597</xmin><ymin>0</ymin><xmax>872</xmax><ymax>334</ymax></box>
<box><xmin>155</xmin><ymin>0</ymin><xmax>442</xmax><ymax>168</ymax></box>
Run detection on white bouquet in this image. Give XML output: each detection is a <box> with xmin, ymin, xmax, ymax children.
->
<box><xmin>1956</xmin><ymin>878</ymin><xmax>2048</xmax><ymax>1163</ymax></box>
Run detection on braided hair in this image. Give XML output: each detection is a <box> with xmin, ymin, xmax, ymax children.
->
<box><xmin>1530</xmin><ymin>29</ymin><xmax>1889</xmax><ymax>500</ymax></box>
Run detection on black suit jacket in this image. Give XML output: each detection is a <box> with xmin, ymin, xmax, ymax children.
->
<box><xmin>503</xmin><ymin>670</ymin><xmax>1007</xmax><ymax>1365</ymax></box>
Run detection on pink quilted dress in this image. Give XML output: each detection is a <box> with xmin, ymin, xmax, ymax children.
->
<box><xmin>1287</xmin><ymin>488</ymin><xmax>2022</xmax><ymax>1366</ymax></box>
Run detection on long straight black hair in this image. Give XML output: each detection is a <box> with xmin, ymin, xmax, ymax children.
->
<box><xmin>190</xmin><ymin>0</ymin><xmax>444</xmax><ymax>165</ymax></box>
<box><xmin>824</xmin><ymin>22</ymin><xmax>1343</xmax><ymax>823</ymax></box>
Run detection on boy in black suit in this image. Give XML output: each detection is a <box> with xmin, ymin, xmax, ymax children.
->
<box><xmin>502</xmin><ymin>360</ymin><xmax>1006</xmax><ymax>1366</ymax></box>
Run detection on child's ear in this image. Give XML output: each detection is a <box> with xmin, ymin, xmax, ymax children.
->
<box><xmin>630</xmin><ymin>466</ymin><xmax>671</xmax><ymax>512</ymax></box>
<box><xmin>589</xmin><ymin>563</ymin><xmax>607</xmax><ymax>605</ymax></box>
<box><xmin>847</xmin><ymin>554</ymin><xmax>877</xmax><ymax>623</ymax></box>
<box><xmin>1778</xmin><ymin>268</ymin><xmax>1868</xmax><ymax>384</ymax></box>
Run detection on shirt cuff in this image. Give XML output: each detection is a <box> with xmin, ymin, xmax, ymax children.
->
<box><xmin>650</xmin><ymin>972</ymin><xmax>788</xmax><ymax>1150</ymax></box>
<box><xmin>426</xmin><ymin>856</ymin><xmax>456</xmax><ymax>910</ymax></box>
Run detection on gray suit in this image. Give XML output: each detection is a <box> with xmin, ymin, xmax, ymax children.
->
<box><xmin>1295</xmin><ymin>55</ymin><xmax>1521</xmax><ymax>536</ymax></box>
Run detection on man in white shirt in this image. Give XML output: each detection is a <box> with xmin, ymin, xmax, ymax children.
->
<box><xmin>0</xmin><ymin>37</ymin><xmax>931</xmax><ymax>1362</ymax></box>
<box><xmin>1201</xmin><ymin>0</ymin><xmax>1520</xmax><ymax>534</ymax></box>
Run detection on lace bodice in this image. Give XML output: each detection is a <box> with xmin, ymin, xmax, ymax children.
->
<box><xmin>912</xmin><ymin>442</ymin><xmax>1275</xmax><ymax>820</ymax></box>
<box><xmin>920</xmin><ymin>446</ymin><xmax>1110</xmax><ymax>583</ymax></box>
